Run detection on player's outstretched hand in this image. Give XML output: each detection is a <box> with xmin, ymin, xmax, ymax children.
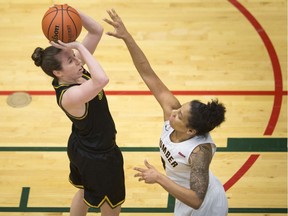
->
<box><xmin>134</xmin><ymin>160</ymin><xmax>161</xmax><ymax>184</ymax></box>
<box><xmin>103</xmin><ymin>9</ymin><xmax>130</xmax><ymax>39</ymax></box>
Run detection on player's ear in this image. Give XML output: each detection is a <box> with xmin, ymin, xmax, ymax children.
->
<box><xmin>187</xmin><ymin>128</ymin><xmax>197</xmax><ymax>136</ymax></box>
<box><xmin>53</xmin><ymin>70</ymin><xmax>62</xmax><ymax>78</ymax></box>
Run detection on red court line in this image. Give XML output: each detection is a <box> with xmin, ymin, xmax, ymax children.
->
<box><xmin>229</xmin><ymin>0</ymin><xmax>283</xmax><ymax>136</ymax></box>
<box><xmin>0</xmin><ymin>90</ymin><xmax>287</xmax><ymax>96</ymax></box>
<box><xmin>224</xmin><ymin>154</ymin><xmax>260</xmax><ymax>191</ymax></box>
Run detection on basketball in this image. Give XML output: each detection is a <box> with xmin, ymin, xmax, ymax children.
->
<box><xmin>42</xmin><ymin>4</ymin><xmax>82</xmax><ymax>43</ymax></box>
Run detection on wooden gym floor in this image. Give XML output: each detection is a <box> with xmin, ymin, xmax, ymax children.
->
<box><xmin>0</xmin><ymin>0</ymin><xmax>287</xmax><ymax>215</ymax></box>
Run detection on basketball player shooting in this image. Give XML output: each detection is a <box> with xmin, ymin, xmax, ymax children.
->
<box><xmin>31</xmin><ymin>6</ymin><xmax>126</xmax><ymax>216</ymax></box>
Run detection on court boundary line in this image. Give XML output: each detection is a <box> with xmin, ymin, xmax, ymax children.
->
<box><xmin>228</xmin><ymin>0</ymin><xmax>284</xmax><ymax>136</ymax></box>
<box><xmin>0</xmin><ymin>187</ymin><xmax>287</xmax><ymax>213</ymax></box>
<box><xmin>0</xmin><ymin>138</ymin><xmax>286</xmax><ymax>152</ymax></box>
<box><xmin>0</xmin><ymin>0</ymin><xmax>286</xmax><ymax>214</ymax></box>
<box><xmin>0</xmin><ymin>90</ymin><xmax>287</xmax><ymax>96</ymax></box>
<box><xmin>0</xmin><ymin>138</ymin><xmax>286</xmax><ymax>213</ymax></box>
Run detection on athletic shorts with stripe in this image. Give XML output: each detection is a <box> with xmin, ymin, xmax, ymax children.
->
<box><xmin>67</xmin><ymin>134</ymin><xmax>125</xmax><ymax>208</ymax></box>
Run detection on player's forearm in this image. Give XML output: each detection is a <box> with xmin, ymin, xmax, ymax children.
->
<box><xmin>78</xmin><ymin>10</ymin><xmax>103</xmax><ymax>35</ymax></box>
<box><xmin>78</xmin><ymin>44</ymin><xmax>108</xmax><ymax>84</ymax></box>
<box><xmin>123</xmin><ymin>33</ymin><xmax>154</xmax><ymax>77</ymax></box>
<box><xmin>78</xmin><ymin>11</ymin><xmax>103</xmax><ymax>55</ymax></box>
<box><xmin>156</xmin><ymin>173</ymin><xmax>203</xmax><ymax>209</ymax></box>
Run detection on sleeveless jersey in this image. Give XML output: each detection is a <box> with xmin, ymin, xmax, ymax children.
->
<box><xmin>52</xmin><ymin>68</ymin><xmax>116</xmax><ymax>151</ymax></box>
<box><xmin>159</xmin><ymin>121</ymin><xmax>228</xmax><ymax>216</ymax></box>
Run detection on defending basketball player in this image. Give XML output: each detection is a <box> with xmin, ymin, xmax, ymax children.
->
<box><xmin>31</xmin><ymin>8</ymin><xmax>125</xmax><ymax>216</ymax></box>
<box><xmin>104</xmin><ymin>9</ymin><xmax>228</xmax><ymax>216</ymax></box>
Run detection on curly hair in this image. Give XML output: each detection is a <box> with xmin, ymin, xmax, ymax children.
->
<box><xmin>187</xmin><ymin>99</ymin><xmax>226</xmax><ymax>135</ymax></box>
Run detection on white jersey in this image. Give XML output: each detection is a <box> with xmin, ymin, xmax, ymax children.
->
<box><xmin>159</xmin><ymin>121</ymin><xmax>228</xmax><ymax>216</ymax></box>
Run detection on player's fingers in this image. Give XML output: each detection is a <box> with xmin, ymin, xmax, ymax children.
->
<box><xmin>133</xmin><ymin>167</ymin><xmax>146</xmax><ymax>172</ymax></box>
<box><xmin>111</xmin><ymin>9</ymin><xmax>119</xmax><ymax>18</ymax></box>
<box><xmin>107</xmin><ymin>9</ymin><xmax>116</xmax><ymax>20</ymax></box>
<box><xmin>103</xmin><ymin>18</ymin><xmax>114</xmax><ymax>26</ymax></box>
<box><xmin>144</xmin><ymin>159</ymin><xmax>153</xmax><ymax>168</ymax></box>
<box><xmin>57</xmin><ymin>40</ymin><xmax>66</xmax><ymax>45</ymax></box>
<box><xmin>134</xmin><ymin>173</ymin><xmax>142</xmax><ymax>178</ymax></box>
<box><xmin>106</xmin><ymin>32</ymin><xmax>119</xmax><ymax>38</ymax></box>
<box><xmin>134</xmin><ymin>173</ymin><xmax>145</xmax><ymax>182</ymax></box>
<box><xmin>49</xmin><ymin>41</ymin><xmax>62</xmax><ymax>48</ymax></box>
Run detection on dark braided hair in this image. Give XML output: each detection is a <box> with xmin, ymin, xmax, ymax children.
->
<box><xmin>187</xmin><ymin>99</ymin><xmax>226</xmax><ymax>135</ymax></box>
<box><xmin>31</xmin><ymin>46</ymin><xmax>62</xmax><ymax>78</ymax></box>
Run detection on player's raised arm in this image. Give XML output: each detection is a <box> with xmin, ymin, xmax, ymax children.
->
<box><xmin>104</xmin><ymin>9</ymin><xmax>181</xmax><ymax>120</ymax></box>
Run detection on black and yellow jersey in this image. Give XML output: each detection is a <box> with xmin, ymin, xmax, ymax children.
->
<box><xmin>52</xmin><ymin>68</ymin><xmax>116</xmax><ymax>151</ymax></box>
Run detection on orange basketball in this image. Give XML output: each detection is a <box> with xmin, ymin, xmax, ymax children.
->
<box><xmin>42</xmin><ymin>4</ymin><xmax>82</xmax><ymax>43</ymax></box>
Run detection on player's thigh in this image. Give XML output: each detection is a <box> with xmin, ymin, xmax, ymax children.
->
<box><xmin>100</xmin><ymin>202</ymin><xmax>121</xmax><ymax>216</ymax></box>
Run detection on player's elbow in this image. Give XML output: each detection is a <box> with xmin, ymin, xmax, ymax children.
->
<box><xmin>92</xmin><ymin>75</ymin><xmax>109</xmax><ymax>89</ymax></box>
<box><xmin>99</xmin><ymin>76</ymin><xmax>109</xmax><ymax>87</ymax></box>
<box><xmin>193</xmin><ymin>199</ymin><xmax>203</xmax><ymax>209</ymax></box>
<box><xmin>90</xmin><ymin>23</ymin><xmax>104</xmax><ymax>37</ymax></box>
<box><xmin>187</xmin><ymin>198</ymin><xmax>203</xmax><ymax>210</ymax></box>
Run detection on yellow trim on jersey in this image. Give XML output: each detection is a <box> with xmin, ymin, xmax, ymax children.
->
<box><xmin>58</xmin><ymin>89</ymin><xmax>89</xmax><ymax>120</ymax></box>
<box><xmin>69</xmin><ymin>178</ymin><xmax>124</xmax><ymax>208</ymax></box>
<box><xmin>69</xmin><ymin>178</ymin><xmax>84</xmax><ymax>189</ymax></box>
<box><xmin>82</xmin><ymin>73</ymin><xmax>90</xmax><ymax>80</ymax></box>
<box><xmin>84</xmin><ymin>196</ymin><xmax>125</xmax><ymax>209</ymax></box>
<box><xmin>53</xmin><ymin>83</ymin><xmax>71</xmax><ymax>89</ymax></box>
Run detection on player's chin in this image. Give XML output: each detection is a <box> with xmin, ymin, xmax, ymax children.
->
<box><xmin>168</xmin><ymin>118</ymin><xmax>174</xmax><ymax>128</ymax></box>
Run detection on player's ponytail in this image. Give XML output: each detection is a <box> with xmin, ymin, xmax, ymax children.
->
<box><xmin>31</xmin><ymin>46</ymin><xmax>62</xmax><ymax>78</ymax></box>
<box><xmin>31</xmin><ymin>47</ymin><xmax>44</xmax><ymax>67</ymax></box>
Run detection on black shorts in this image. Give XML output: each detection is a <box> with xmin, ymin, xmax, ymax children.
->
<box><xmin>67</xmin><ymin>135</ymin><xmax>125</xmax><ymax>208</ymax></box>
